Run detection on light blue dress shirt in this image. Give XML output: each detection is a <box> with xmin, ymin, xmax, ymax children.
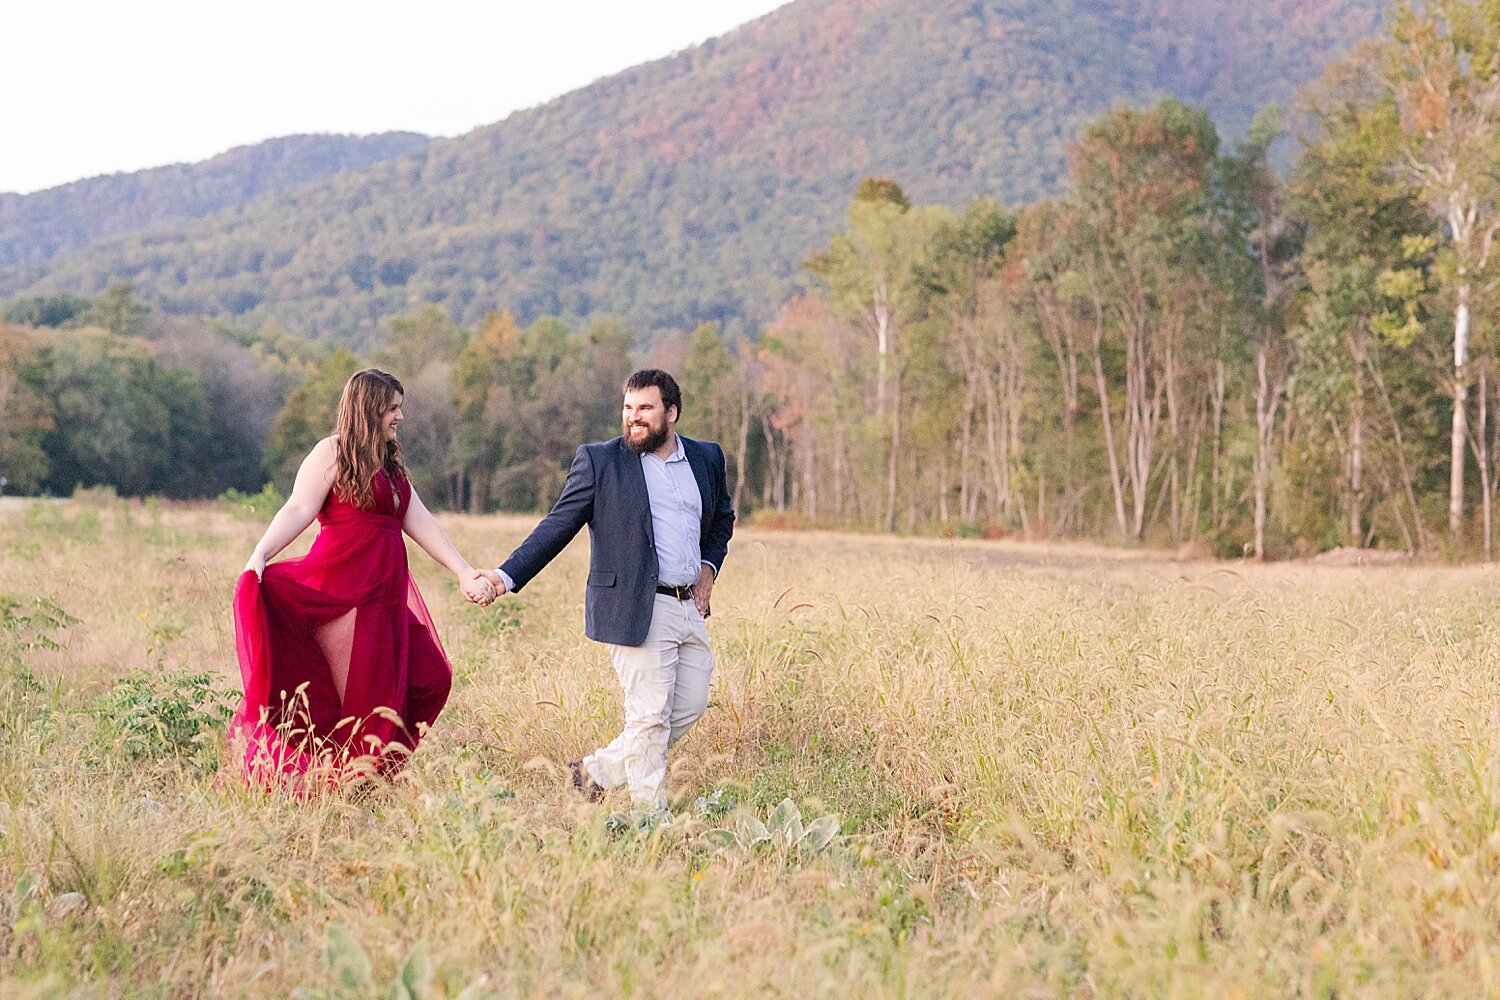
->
<box><xmin>642</xmin><ymin>434</ymin><xmax>706</xmax><ymax>587</ymax></box>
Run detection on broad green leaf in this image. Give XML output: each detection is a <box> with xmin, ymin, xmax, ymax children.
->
<box><xmin>389</xmin><ymin>943</ymin><xmax>431</xmax><ymax>1000</ymax></box>
<box><xmin>803</xmin><ymin>815</ymin><xmax>842</xmax><ymax>853</ymax></box>
<box><xmin>769</xmin><ymin>798</ymin><xmax>802</xmax><ymax>833</ymax></box>
<box><xmin>701</xmin><ymin>829</ymin><xmax>740</xmax><ymax>850</ymax></box>
<box><xmin>737</xmin><ymin>813</ymin><xmax>771</xmax><ymax>845</ymax></box>
<box><xmin>453</xmin><ymin>976</ymin><xmax>492</xmax><ymax>1000</ymax></box>
<box><xmin>324</xmin><ymin>924</ymin><xmax>373</xmax><ymax>993</ymax></box>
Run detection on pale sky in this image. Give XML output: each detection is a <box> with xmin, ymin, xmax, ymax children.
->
<box><xmin>2</xmin><ymin>1</ymin><xmax>790</xmax><ymax>195</ymax></box>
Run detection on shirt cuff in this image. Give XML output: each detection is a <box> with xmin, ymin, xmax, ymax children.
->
<box><xmin>701</xmin><ymin>560</ymin><xmax>719</xmax><ymax>579</ymax></box>
<box><xmin>497</xmin><ymin>568</ymin><xmax>516</xmax><ymax>592</ymax></box>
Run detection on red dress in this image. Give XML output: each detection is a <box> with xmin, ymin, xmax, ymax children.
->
<box><xmin>231</xmin><ymin>470</ymin><xmax>452</xmax><ymax>786</ymax></box>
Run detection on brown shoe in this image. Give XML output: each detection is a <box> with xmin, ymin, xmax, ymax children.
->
<box><xmin>567</xmin><ymin>760</ymin><xmax>605</xmax><ymax>802</ymax></box>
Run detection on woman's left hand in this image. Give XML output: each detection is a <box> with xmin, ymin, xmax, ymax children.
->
<box><xmin>460</xmin><ymin>569</ymin><xmax>496</xmax><ymax>606</ymax></box>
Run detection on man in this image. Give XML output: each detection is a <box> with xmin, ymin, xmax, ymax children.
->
<box><xmin>480</xmin><ymin>369</ymin><xmax>735</xmax><ymax>811</ymax></box>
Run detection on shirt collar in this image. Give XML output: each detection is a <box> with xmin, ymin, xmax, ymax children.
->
<box><xmin>664</xmin><ymin>434</ymin><xmax>687</xmax><ymax>463</ymax></box>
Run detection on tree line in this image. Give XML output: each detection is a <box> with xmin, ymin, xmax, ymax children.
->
<box><xmin>697</xmin><ymin>1</ymin><xmax>1500</xmax><ymax>558</ymax></box>
<box><xmin>4</xmin><ymin>2</ymin><xmax>1499</xmax><ymax>559</ymax></box>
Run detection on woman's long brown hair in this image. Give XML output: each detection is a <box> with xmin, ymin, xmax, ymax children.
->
<box><xmin>332</xmin><ymin>369</ymin><xmax>408</xmax><ymax>510</ymax></box>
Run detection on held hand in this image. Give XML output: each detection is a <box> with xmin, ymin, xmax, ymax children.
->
<box><xmin>460</xmin><ymin>569</ymin><xmax>496</xmax><ymax>607</ymax></box>
<box><xmin>479</xmin><ymin>569</ymin><xmax>509</xmax><ymax>599</ymax></box>
<box><xmin>244</xmin><ymin>553</ymin><xmax>266</xmax><ymax>580</ymax></box>
<box><xmin>693</xmin><ymin>564</ymin><xmax>715</xmax><ymax>618</ymax></box>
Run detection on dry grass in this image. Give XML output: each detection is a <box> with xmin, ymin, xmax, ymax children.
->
<box><xmin>4</xmin><ymin>493</ymin><xmax>1500</xmax><ymax>997</ymax></box>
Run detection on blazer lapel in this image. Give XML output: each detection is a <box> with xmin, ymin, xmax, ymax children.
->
<box><xmin>683</xmin><ymin>438</ymin><xmax>714</xmax><ymax>538</ymax></box>
<box><xmin>620</xmin><ymin>438</ymin><xmax>653</xmax><ymax>546</ymax></box>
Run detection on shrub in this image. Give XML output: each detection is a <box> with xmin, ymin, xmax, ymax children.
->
<box><xmin>219</xmin><ymin>481</ymin><xmax>286</xmax><ymax>519</ymax></box>
<box><xmin>94</xmin><ymin>671</ymin><xmax>235</xmax><ymax>772</ymax></box>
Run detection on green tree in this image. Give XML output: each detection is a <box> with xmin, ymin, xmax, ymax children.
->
<box><xmin>807</xmin><ymin>180</ymin><xmax>941</xmax><ymax>531</ymax></box>
<box><xmin>0</xmin><ymin>327</ymin><xmax>52</xmax><ymax>493</ymax></box>
<box><xmin>83</xmin><ymin>283</ymin><xmax>150</xmax><ymax>339</ymax></box>
<box><xmin>680</xmin><ymin>322</ymin><xmax>759</xmax><ymax>514</ymax></box>
<box><xmin>372</xmin><ymin>303</ymin><xmax>465</xmax><ymax>376</ymax></box>
<box><xmin>1217</xmin><ymin>108</ymin><xmax>1299</xmax><ymax>559</ymax></box>
<box><xmin>263</xmin><ymin>348</ymin><xmax>364</xmax><ymax>488</ymax></box>
<box><xmin>1384</xmin><ymin>0</ymin><xmax>1500</xmax><ymax>539</ymax></box>
<box><xmin>679</xmin><ymin>323</ymin><xmax>736</xmax><ymax>442</ymax></box>
<box><xmin>371</xmin><ymin>305</ymin><xmax>466</xmax><ymax>506</ymax></box>
<box><xmin>23</xmin><ymin>330</ymin><xmax>215</xmax><ymax>497</ymax></box>
<box><xmin>494</xmin><ymin>317</ymin><xmax>632</xmax><ymax>511</ymax></box>
<box><xmin>1066</xmin><ymin>99</ymin><xmax>1224</xmax><ymax>541</ymax></box>
<box><xmin>917</xmin><ymin>199</ymin><xmax>1019</xmax><ymax>529</ymax></box>
<box><xmin>451</xmin><ymin>310</ymin><xmax>523</xmax><ymax>512</ymax></box>
<box><xmin>2</xmin><ymin>294</ymin><xmax>91</xmax><ymax>328</ymax></box>
<box><xmin>1289</xmin><ymin>39</ymin><xmax>1443</xmax><ymax>554</ymax></box>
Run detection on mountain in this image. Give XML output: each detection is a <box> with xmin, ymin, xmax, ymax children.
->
<box><xmin>0</xmin><ymin>132</ymin><xmax>431</xmax><ymax>271</ymax></box>
<box><xmin>1</xmin><ymin>0</ymin><xmax>1387</xmax><ymax>343</ymax></box>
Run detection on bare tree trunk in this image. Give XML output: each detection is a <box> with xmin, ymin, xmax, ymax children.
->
<box><xmin>734</xmin><ymin>383</ymin><xmax>751</xmax><ymax>513</ymax></box>
<box><xmin>1036</xmin><ymin>297</ymin><xmax>1082</xmax><ymax>528</ymax></box>
<box><xmin>760</xmin><ymin>415</ymin><xmax>786</xmax><ymax>512</ymax></box>
<box><xmin>982</xmin><ymin>372</ymin><xmax>1006</xmax><ymax>524</ymax></box>
<box><xmin>1345</xmin><ymin>323</ymin><xmax>1369</xmax><ymax>545</ymax></box>
<box><xmin>1163</xmin><ymin>343</ymin><xmax>1182</xmax><ymax>545</ymax></box>
<box><xmin>1209</xmin><ymin>360</ymin><xmax>1226</xmax><ymax>531</ymax></box>
<box><xmin>1124</xmin><ymin>330</ymin><xmax>1161</xmax><ymax>540</ymax></box>
<box><xmin>1480</xmin><ymin>360</ymin><xmax>1492</xmax><ymax>561</ymax></box>
<box><xmin>1005</xmin><ymin>345</ymin><xmax>1026</xmax><ymax>529</ymax></box>
<box><xmin>834</xmin><ymin>427</ymin><xmax>846</xmax><ymax>522</ymax></box>
<box><xmin>1492</xmin><ymin>369</ymin><xmax>1500</xmax><ymax>558</ymax></box>
<box><xmin>1378</xmin><ymin>469</ymin><xmax>1417</xmax><ymax>554</ymax></box>
<box><xmin>1035</xmin><ymin>470</ymin><xmax>1046</xmax><ymax>537</ymax></box>
<box><xmin>959</xmin><ymin>382</ymin><xmax>974</xmax><ymax>521</ymax></box>
<box><xmin>1464</xmin><ymin>356</ymin><xmax>1493</xmax><ymax>560</ymax></box>
<box><xmin>935</xmin><ymin>457</ymin><xmax>944</xmax><ymax>525</ymax></box>
<box><xmin>1367</xmin><ymin>351</ymin><xmax>1428</xmax><ymax>552</ymax></box>
<box><xmin>884</xmin><ymin>371</ymin><xmax>902</xmax><ymax>533</ymax></box>
<box><xmin>874</xmin><ymin>283</ymin><xmax>890</xmax><ymax>419</ymax></box>
<box><xmin>802</xmin><ymin>430</ymin><xmax>817</xmax><ymax>522</ymax></box>
<box><xmin>1451</xmin><ymin>275</ymin><xmax>1472</xmax><ymax>540</ymax></box>
<box><xmin>1252</xmin><ymin>343</ymin><xmax>1283</xmax><ymax>561</ymax></box>
<box><xmin>1183</xmin><ymin>405</ymin><xmax>1205</xmax><ymax>544</ymax></box>
<box><xmin>1350</xmin><ymin>387</ymin><xmax>1364</xmax><ymax>546</ymax></box>
<box><xmin>1090</xmin><ymin>314</ymin><xmax>1129</xmax><ymax>537</ymax></box>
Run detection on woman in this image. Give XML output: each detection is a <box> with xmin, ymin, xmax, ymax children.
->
<box><xmin>232</xmin><ymin>368</ymin><xmax>492</xmax><ymax>786</ymax></box>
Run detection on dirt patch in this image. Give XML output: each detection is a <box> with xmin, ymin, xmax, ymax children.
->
<box><xmin>1306</xmin><ymin>546</ymin><xmax>1412</xmax><ymax>568</ymax></box>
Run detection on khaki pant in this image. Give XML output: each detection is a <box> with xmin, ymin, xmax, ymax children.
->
<box><xmin>583</xmin><ymin>593</ymin><xmax>715</xmax><ymax>809</ymax></box>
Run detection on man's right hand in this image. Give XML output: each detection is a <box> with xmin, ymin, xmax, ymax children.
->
<box><xmin>479</xmin><ymin>569</ymin><xmax>509</xmax><ymax>599</ymax></box>
<box><xmin>461</xmin><ymin>570</ymin><xmax>496</xmax><ymax>607</ymax></box>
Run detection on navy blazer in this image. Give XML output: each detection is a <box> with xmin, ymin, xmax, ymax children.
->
<box><xmin>500</xmin><ymin>435</ymin><xmax>735</xmax><ymax>647</ymax></box>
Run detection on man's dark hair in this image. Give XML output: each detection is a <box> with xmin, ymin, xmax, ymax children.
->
<box><xmin>624</xmin><ymin>369</ymin><xmax>683</xmax><ymax>418</ymax></box>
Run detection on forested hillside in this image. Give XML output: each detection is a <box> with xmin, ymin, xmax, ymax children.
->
<box><xmin>1</xmin><ymin>0</ymin><xmax>1384</xmax><ymax>343</ymax></box>
<box><xmin>0</xmin><ymin>132</ymin><xmax>430</xmax><ymax>273</ymax></box>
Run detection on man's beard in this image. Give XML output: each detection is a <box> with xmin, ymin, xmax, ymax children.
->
<box><xmin>624</xmin><ymin>418</ymin><xmax>669</xmax><ymax>455</ymax></box>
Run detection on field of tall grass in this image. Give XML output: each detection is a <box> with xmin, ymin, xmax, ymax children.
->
<box><xmin>4</xmin><ymin>492</ymin><xmax>1500</xmax><ymax>997</ymax></box>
